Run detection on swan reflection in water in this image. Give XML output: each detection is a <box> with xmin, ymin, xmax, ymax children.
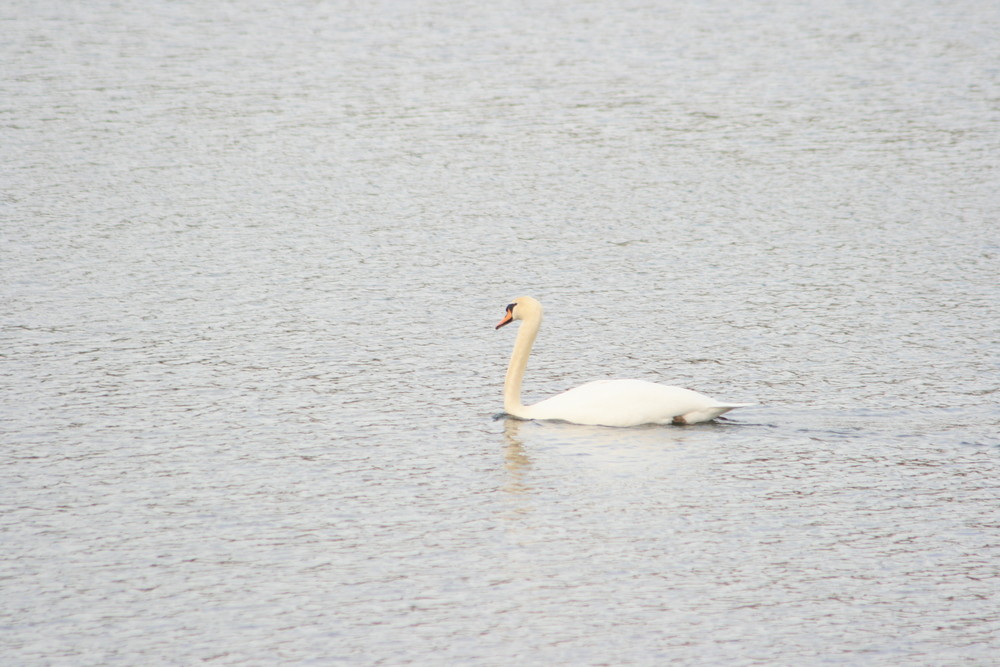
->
<box><xmin>497</xmin><ymin>414</ymin><xmax>711</xmax><ymax>488</ymax></box>
<box><xmin>496</xmin><ymin>297</ymin><xmax>751</xmax><ymax>427</ymax></box>
<box><xmin>501</xmin><ymin>417</ymin><xmax>531</xmax><ymax>495</ymax></box>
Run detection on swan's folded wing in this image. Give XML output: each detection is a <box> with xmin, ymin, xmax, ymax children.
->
<box><xmin>524</xmin><ymin>379</ymin><xmax>734</xmax><ymax>427</ymax></box>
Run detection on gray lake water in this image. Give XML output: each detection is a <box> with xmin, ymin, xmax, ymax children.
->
<box><xmin>3</xmin><ymin>0</ymin><xmax>999</xmax><ymax>664</ymax></box>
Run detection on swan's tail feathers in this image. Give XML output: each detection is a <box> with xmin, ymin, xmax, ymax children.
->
<box><xmin>675</xmin><ymin>403</ymin><xmax>753</xmax><ymax>425</ymax></box>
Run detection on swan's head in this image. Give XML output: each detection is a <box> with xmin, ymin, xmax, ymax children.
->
<box><xmin>495</xmin><ymin>296</ymin><xmax>543</xmax><ymax>329</ymax></box>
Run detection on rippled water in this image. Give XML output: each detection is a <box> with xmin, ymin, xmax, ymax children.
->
<box><xmin>3</xmin><ymin>0</ymin><xmax>999</xmax><ymax>664</ymax></box>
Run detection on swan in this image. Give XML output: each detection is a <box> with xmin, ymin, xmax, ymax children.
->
<box><xmin>495</xmin><ymin>296</ymin><xmax>751</xmax><ymax>426</ymax></box>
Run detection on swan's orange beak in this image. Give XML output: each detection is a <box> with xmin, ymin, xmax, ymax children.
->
<box><xmin>495</xmin><ymin>311</ymin><xmax>514</xmax><ymax>329</ymax></box>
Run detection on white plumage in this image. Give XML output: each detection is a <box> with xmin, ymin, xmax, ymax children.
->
<box><xmin>496</xmin><ymin>297</ymin><xmax>750</xmax><ymax>426</ymax></box>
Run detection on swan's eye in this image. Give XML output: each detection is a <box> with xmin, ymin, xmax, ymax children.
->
<box><xmin>506</xmin><ymin>303</ymin><xmax>516</xmax><ymax>314</ymax></box>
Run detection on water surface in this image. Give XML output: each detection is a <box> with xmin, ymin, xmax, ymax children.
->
<box><xmin>2</xmin><ymin>0</ymin><xmax>998</xmax><ymax>664</ymax></box>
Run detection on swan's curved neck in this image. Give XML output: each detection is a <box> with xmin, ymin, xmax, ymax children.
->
<box><xmin>504</xmin><ymin>313</ymin><xmax>541</xmax><ymax>417</ymax></box>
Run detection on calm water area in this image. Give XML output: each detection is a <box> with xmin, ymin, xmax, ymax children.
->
<box><xmin>2</xmin><ymin>0</ymin><xmax>999</xmax><ymax>664</ymax></box>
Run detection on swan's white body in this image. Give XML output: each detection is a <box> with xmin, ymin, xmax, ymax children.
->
<box><xmin>496</xmin><ymin>297</ymin><xmax>750</xmax><ymax>427</ymax></box>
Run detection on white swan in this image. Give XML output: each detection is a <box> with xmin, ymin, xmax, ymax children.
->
<box><xmin>495</xmin><ymin>296</ymin><xmax>751</xmax><ymax>426</ymax></box>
